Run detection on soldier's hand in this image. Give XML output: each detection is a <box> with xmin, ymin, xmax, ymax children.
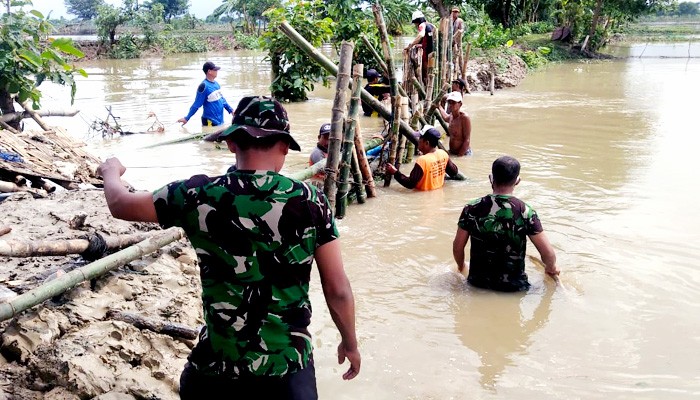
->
<box><xmin>338</xmin><ymin>342</ymin><xmax>361</xmax><ymax>380</ymax></box>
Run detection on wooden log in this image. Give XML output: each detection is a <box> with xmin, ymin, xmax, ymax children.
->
<box><xmin>19</xmin><ymin>101</ymin><xmax>52</xmax><ymax>132</ymax></box>
<box><xmin>0</xmin><ymin>109</ymin><xmax>80</xmax><ymax>123</ymax></box>
<box><xmin>336</xmin><ymin>63</ymin><xmax>363</xmax><ymax>219</ymax></box>
<box><xmin>0</xmin><ymin>227</ymin><xmax>184</xmax><ymax>322</ymax></box>
<box><xmin>106</xmin><ymin>310</ymin><xmax>199</xmax><ymax>340</ymax></box>
<box><xmin>324</xmin><ymin>41</ymin><xmax>354</xmax><ymax>210</ymax></box>
<box><xmin>0</xmin><ymin>226</ymin><xmax>11</xmax><ymax>237</ymax></box>
<box><xmin>278</xmin><ymin>21</ymin><xmax>418</xmax><ymax>147</ymax></box>
<box><xmin>0</xmin><ymin>232</ymin><xmax>151</xmax><ymax>258</ymax></box>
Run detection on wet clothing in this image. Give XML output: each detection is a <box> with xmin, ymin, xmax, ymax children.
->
<box><xmin>184</xmin><ymin>79</ymin><xmax>233</xmax><ymax>126</ymax></box>
<box><xmin>179</xmin><ymin>359</ymin><xmax>318</xmax><ymax>400</ymax></box>
<box><xmin>392</xmin><ymin>149</ymin><xmax>457</xmax><ymax>191</ymax></box>
<box><xmin>153</xmin><ymin>169</ymin><xmax>338</xmax><ymax>380</ymax></box>
<box><xmin>457</xmin><ymin>194</ymin><xmax>543</xmax><ymax>292</ymax></box>
<box><xmin>362</xmin><ymin>83</ymin><xmax>391</xmax><ymax>116</ymax></box>
<box><xmin>309</xmin><ymin>143</ymin><xmax>328</xmax><ymax>183</ymax></box>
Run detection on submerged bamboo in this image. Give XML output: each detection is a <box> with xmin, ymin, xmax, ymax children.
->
<box><xmin>0</xmin><ymin>227</ymin><xmax>184</xmax><ymax>323</ymax></box>
<box><xmin>288</xmin><ymin>159</ymin><xmax>325</xmax><ymax>182</ymax></box>
<box><xmin>324</xmin><ymin>41</ymin><xmax>354</xmax><ymax>209</ymax></box>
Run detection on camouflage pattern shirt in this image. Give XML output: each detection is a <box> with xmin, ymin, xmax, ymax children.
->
<box><xmin>153</xmin><ymin>169</ymin><xmax>338</xmax><ymax>377</ymax></box>
<box><xmin>457</xmin><ymin>194</ymin><xmax>542</xmax><ymax>292</ymax></box>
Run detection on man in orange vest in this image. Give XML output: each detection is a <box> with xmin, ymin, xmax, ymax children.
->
<box><xmin>385</xmin><ymin>126</ymin><xmax>459</xmax><ymax>191</ymax></box>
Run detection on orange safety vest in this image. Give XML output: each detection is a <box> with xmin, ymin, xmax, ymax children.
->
<box><xmin>415</xmin><ymin>149</ymin><xmax>449</xmax><ymax>191</ymax></box>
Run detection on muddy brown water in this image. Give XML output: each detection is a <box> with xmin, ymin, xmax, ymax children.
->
<box><xmin>32</xmin><ymin>47</ymin><xmax>700</xmax><ymax>399</ymax></box>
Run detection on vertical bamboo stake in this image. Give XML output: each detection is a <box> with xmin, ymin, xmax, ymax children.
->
<box><xmin>350</xmin><ymin>149</ymin><xmax>365</xmax><ymax>204</ymax></box>
<box><xmin>371</xmin><ymin>2</ymin><xmax>401</xmax><ymax>187</ymax></box>
<box><xmin>324</xmin><ymin>41</ymin><xmax>354</xmax><ymax>209</ymax></box>
<box><xmin>354</xmin><ymin>123</ymin><xmax>376</xmax><ymax>198</ymax></box>
<box><xmin>336</xmin><ymin>61</ymin><xmax>361</xmax><ymax>219</ymax></box>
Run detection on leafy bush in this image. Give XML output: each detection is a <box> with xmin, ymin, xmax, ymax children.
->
<box><xmin>234</xmin><ymin>32</ymin><xmax>260</xmax><ymax>50</ymax></box>
<box><xmin>109</xmin><ymin>34</ymin><xmax>141</xmax><ymax>59</ymax></box>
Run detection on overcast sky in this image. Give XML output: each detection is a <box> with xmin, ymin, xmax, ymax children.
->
<box><xmin>29</xmin><ymin>0</ymin><xmax>220</xmax><ymax>19</ymax></box>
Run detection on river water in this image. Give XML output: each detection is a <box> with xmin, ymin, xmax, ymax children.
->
<box><xmin>35</xmin><ymin>45</ymin><xmax>700</xmax><ymax>399</ymax></box>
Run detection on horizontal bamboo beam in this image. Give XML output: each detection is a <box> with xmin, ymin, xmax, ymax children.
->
<box><xmin>0</xmin><ymin>109</ymin><xmax>80</xmax><ymax>123</ymax></box>
<box><xmin>0</xmin><ymin>227</ymin><xmax>184</xmax><ymax>323</ymax></box>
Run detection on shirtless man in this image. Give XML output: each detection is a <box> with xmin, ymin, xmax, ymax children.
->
<box><xmin>438</xmin><ymin>91</ymin><xmax>472</xmax><ymax>156</ymax></box>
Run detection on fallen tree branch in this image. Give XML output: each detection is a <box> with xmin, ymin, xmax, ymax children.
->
<box><xmin>0</xmin><ymin>232</ymin><xmax>152</xmax><ymax>259</ymax></box>
<box><xmin>106</xmin><ymin>310</ymin><xmax>199</xmax><ymax>340</ymax></box>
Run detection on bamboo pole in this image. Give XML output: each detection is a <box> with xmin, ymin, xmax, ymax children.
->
<box><xmin>0</xmin><ymin>180</ymin><xmax>47</xmax><ymax>198</ymax></box>
<box><xmin>141</xmin><ymin>133</ymin><xmax>208</xmax><ymax>149</ymax></box>
<box><xmin>336</xmin><ymin>63</ymin><xmax>362</xmax><ymax>219</ymax></box>
<box><xmin>371</xmin><ymin>3</ymin><xmax>401</xmax><ymax>187</ymax></box>
<box><xmin>0</xmin><ymin>227</ymin><xmax>185</xmax><ymax>323</ymax></box>
<box><xmin>360</xmin><ymin>34</ymin><xmax>388</xmax><ymax>75</ymax></box>
<box><xmin>0</xmin><ymin>109</ymin><xmax>80</xmax><ymax>123</ymax></box>
<box><xmin>278</xmin><ymin>21</ymin><xmax>418</xmax><ymax>147</ymax></box>
<box><xmin>106</xmin><ymin>310</ymin><xmax>199</xmax><ymax>340</ymax></box>
<box><xmin>0</xmin><ymin>232</ymin><xmax>151</xmax><ymax>258</ymax></box>
<box><xmin>454</xmin><ymin>30</ymin><xmax>463</xmax><ymax>78</ymax></box>
<box><xmin>324</xmin><ymin>41</ymin><xmax>354</xmax><ymax>209</ymax></box>
<box><xmin>353</xmin><ymin>117</ymin><xmax>376</xmax><ymax>199</ymax></box>
<box><xmin>288</xmin><ymin>159</ymin><xmax>325</xmax><ymax>182</ymax></box>
<box><xmin>350</xmin><ymin>149</ymin><xmax>365</xmax><ymax>204</ymax></box>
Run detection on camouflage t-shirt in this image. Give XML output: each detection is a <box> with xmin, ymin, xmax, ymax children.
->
<box><xmin>457</xmin><ymin>194</ymin><xmax>542</xmax><ymax>292</ymax></box>
<box><xmin>153</xmin><ymin>169</ymin><xmax>338</xmax><ymax>377</ymax></box>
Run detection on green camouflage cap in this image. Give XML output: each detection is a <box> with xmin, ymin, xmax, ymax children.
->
<box><xmin>216</xmin><ymin>96</ymin><xmax>301</xmax><ymax>151</ymax></box>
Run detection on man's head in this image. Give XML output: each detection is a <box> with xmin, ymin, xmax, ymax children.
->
<box><xmin>216</xmin><ymin>96</ymin><xmax>300</xmax><ymax>152</ymax></box>
<box><xmin>203</xmin><ymin>61</ymin><xmax>220</xmax><ymax>78</ymax></box>
<box><xmin>318</xmin><ymin>123</ymin><xmax>331</xmax><ymax>146</ymax></box>
<box><xmin>446</xmin><ymin>91</ymin><xmax>462</xmax><ymax>112</ymax></box>
<box><xmin>411</xmin><ymin>10</ymin><xmax>425</xmax><ymax>25</ymax></box>
<box><xmin>491</xmin><ymin>156</ymin><xmax>521</xmax><ymax>186</ymax></box>
<box><xmin>451</xmin><ymin>7</ymin><xmax>460</xmax><ymax>19</ymax></box>
<box><xmin>451</xmin><ymin>78</ymin><xmax>466</xmax><ymax>93</ymax></box>
<box><xmin>366</xmin><ymin>69</ymin><xmax>381</xmax><ymax>83</ymax></box>
<box><xmin>417</xmin><ymin>125</ymin><xmax>441</xmax><ymax>149</ymax></box>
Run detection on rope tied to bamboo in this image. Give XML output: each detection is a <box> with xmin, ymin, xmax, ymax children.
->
<box><xmin>81</xmin><ymin>233</ymin><xmax>108</xmax><ymax>261</ymax></box>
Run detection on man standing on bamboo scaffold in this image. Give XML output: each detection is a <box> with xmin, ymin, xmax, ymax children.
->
<box><xmin>405</xmin><ymin>10</ymin><xmax>435</xmax><ymax>87</ymax></box>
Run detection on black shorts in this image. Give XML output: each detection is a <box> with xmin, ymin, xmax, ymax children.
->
<box><xmin>179</xmin><ymin>360</ymin><xmax>318</xmax><ymax>400</ymax></box>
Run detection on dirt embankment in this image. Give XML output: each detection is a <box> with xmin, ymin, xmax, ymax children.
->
<box><xmin>75</xmin><ymin>35</ymin><xmax>242</xmax><ymax>61</ymax></box>
<box><xmin>465</xmin><ymin>54</ymin><xmax>528</xmax><ymax>92</ymax></box>
<box><xmin>0</xmin><ymin>191</ymin><xmax>202</xmax><ymax>399</ymax></box>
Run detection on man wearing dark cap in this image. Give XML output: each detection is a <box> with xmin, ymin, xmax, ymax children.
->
<box><xmin>451</xmin><ymin>78</ymin><xmax>467</xmax><ymax>96</ymax></box>
<box><xmin>453</xmin><ymin>155</ymin><xmax>560</xmax><ymax>292</ymax></box>
<box><xmin>98</xmin><ymin>95</ymin><xmax>360</xmax><ymax>399</ymax></box>
<box><xmin>309</xmin><ymin>123</ymin><xmax>331</xmax><ymax>186</ymax></box>
<box><xmin>177</xmin><ymin>61</ymin><xmax>233</xmax><ymax>127</ymax></box>
<box><xmin>385</xmin><ymin>125</ymin><xmax>459</xmax><ymax>191</ymax></box>
<box><xmin>362</xmin><ymin>69</ymin><xmax>390</xmax><ymax>117</ymax></box>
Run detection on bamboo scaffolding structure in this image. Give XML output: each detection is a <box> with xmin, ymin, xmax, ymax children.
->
<box><xmin>453</xmin><ymin>30</ymin><xmax>463</xmax><ymax>78</ymax></box>
<box><xmin>106</xmin><ymin>310</ymin><xmax>199</xmax><ymax>340</ymax></box>
<box><xmin>0</xmin><ymin>232</ymin><xmax>150</xmax><ymax>258</ymax></box>
<box><xmin>278</xmin><ymin>21</ymin><xmax>418</xmax><ymax>147</ymax></box>
<box><xmin>324</xmin><ymin>41</ymin><xmax>354</xmax><ymax>209</ymax></box>
<box><xmin>442</xmin><ymin>17</ymin><xmax>453</xmax><ymax>84</ymax></box>
<box><xmin>371</xmin><ymin>3</ymin><xmax>402</xmax><ymax>187</ymax></box>
<box><xmin>336</xmin><ymin>64</ymin><xmax>364</xmax><ymax>219</ymax></box>
<box><xmin>0</xmin><ymin>227</ymin><xmax>184</xmax><ymax>323</ymax></box>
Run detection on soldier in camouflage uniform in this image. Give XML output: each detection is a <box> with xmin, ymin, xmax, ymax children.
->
<box><xmin>452</xmin><ymin>156</ymin><xmax>559</xmax><ymax>291</ymax></box>
<box><xmin>97</xmin><ymin>96</ymin><xmax>360</xmax><ymax>399</ymax></box>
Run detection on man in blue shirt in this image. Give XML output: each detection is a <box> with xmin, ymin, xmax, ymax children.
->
<box><xmin>178</xmin><ymin>61</ymin><xmax>233</xmax><ymax>127</ymax></box>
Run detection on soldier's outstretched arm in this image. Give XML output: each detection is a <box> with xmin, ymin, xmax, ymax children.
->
<box><xmin>97</xmin><ymin>157</ymin><xmax>158</xmax><ymax>223</ymax></box>
<box><xmin>315</xmin><ymin>239</ymin><xmax>361</xmax><ymax>380</ymax></box>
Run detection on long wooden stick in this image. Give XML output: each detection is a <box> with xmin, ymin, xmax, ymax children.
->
<box><xmin>0</xmin><ymin>109</ymin><xmax>79</xmax><ymax>123</ymax></box>
<box><xmin>0</xmin><ymin>232</ymin><xmax>151</xmax><ymax>257</ymax></box>
<box><xmin>106</xmin><ymin>310</ymin><xmax>199</xmax><ymax>340</ymax></box>
<box><xmin>0</xmin><ymin>227</ymin><xmax>184</xmax><ymax>322</ymax></box>
<box><xmin>336</xmin><ymin>63</ymin><xmax>362</xmax><ymax>219</ymax></box>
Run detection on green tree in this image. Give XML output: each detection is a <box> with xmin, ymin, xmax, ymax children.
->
<box><xmin>64</xmin><ymin>0</ymin><xmax>105</xmax><ymax>20</ymax></box>
<box><xmin>678</xmin><ymin>1</ymin><xmax>699</xmax><ymax>15</ymax></box>
<box><xmin>212</xmin><ymin>0</ymin><xmax>281</xmax><ymax>34</ymax></box>
<box><xmin>262</xmin><ymin>0</ymin><xmax>333</xmax><ymax>101</ymax></box>
<box><xmin>145</xmin><ymin>0</ymin><xmax>188</xmax><ymax>22</ymax></box>
<box><xmin>0</xmin><ymin>7</ymin><xmax>87</xmax><ymax>131</ymax></box>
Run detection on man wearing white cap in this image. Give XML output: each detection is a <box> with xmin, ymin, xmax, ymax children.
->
<box><xmin>405</xmin><ymin>10</ymin><xmax>435</xmax><ymax>86</ymax></box>
<box><xmin>439</xmin><ymin>91</ymin><xmax>472</xmax><ymax>156</ymax></box>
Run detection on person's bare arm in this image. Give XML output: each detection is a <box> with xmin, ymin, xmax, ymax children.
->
<box><xmin>315</xmin><ymin>240</ymin><xmax>361</xmax><ymax>380</ymax></box>
<box><xmin>97</xmin><ymin>158</ymin><xmax>158</xmax><ymax>223</ymax></box>
<box><xmin>452</xmin><ymin>227</ymin><xmax>470</xmax><ymax>274</ymax></box>
<box><xmin>458</xmin><ymin>113</ymin><xmax>471</xmax><ymax>155</ymax></box>
<box><xmin>529</xmin><ymin>231</ymin><xmax>559</xmax><ymax>276</ymax></box>
<box><xmin>438</xmin><ymin>103</ymin><xmax>452</xmax><ymax>122</ymax></box>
